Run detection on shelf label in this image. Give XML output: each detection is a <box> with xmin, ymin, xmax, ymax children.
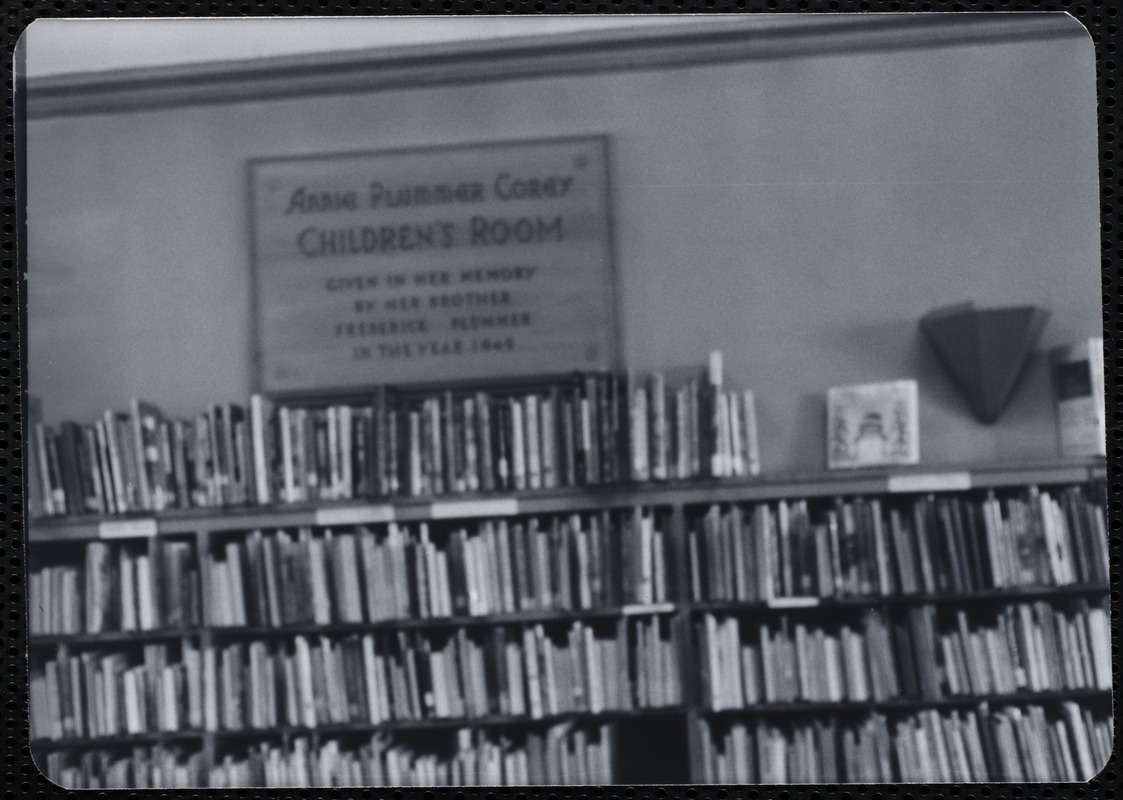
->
<box><xmin>766</xmin><ymin>596</ymin><xmax>821</xmax><ymax>609</ymax></box>
<box><xmin>98</xmin><ymin>518</ymin><xmax>158</xmax><ymax>539</ymax></box>
<box><xmin>887</xmin><ymin>472</ymin><xmax>971</xmax><ymax>493</ymax></box>
<box><xmin>429</xmin><ymin>497</ymin><xmax>520</xmax><ymax>519</ymax></box>
<box><xmin>313</xmin><ymin>505</ymin><xmax>395</xmax><ymax>526</ymax></box>
<box><xmin>622</xmin><ymin>602</ymin><xmax>676</xmax><ymax>616</ymax></box>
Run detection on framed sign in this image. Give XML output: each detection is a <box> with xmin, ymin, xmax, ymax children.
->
<box><xmin>250</xmin><ymin>135</ymin><xmax>619</xmax><ymax>395</ymax></box>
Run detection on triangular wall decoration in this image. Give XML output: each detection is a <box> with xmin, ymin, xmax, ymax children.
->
<box><xmin>920</xmin><ymin>302</ymin><xmax>1050</xmax><ymax>424</ymax></box>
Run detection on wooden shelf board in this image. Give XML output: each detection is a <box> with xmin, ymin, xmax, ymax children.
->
<box><xmin>698</xmin><ymin>688</ymin><xmax>1113</xmax><ymax>717</ymax></box>
<box><xmin>31</xmin><ymin>628</ymin><xmax>196</xmax><ymax>648</ymax></box>
<box><xmin>207</xmin><ymin>605</ymin><xmax>676</xmax><ymax>640</ymax></box>
<box><xmin>28</xmin><ymin>458</ymin><xmax>1106</xmax><ymax>542</ymax></box>
<box><xmin>29</xmin><ymin>586</ymin><xmax>1106</xmax><ymax>647</ymax></box>
<box><xmin>32</xmin><ymin>731</ymin><xmax>206</xmax><ymax>749</ymax></box>
<box><xmin>688</xmin><ymin>583</ymin><xmax>1111</xmax><ymax>615</ymax></box>
<box><xmin>211</xmin><ymin>706</ymin><xmax>686</xmax><ymax>739</ymax></box>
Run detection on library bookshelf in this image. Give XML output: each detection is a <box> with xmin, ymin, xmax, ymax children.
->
<box><xmin>28</xmin><ymin>458</ymin><xmax>1112</xmax><ymax>788</ymax></box>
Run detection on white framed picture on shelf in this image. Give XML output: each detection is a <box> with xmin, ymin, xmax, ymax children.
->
<box><xmin>827</xmin><ymin>380</ymin><xmax>920</xmax><ymax>469</ymax></box>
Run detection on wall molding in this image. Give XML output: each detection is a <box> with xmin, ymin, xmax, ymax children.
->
<box><xmin>24</xmin><ymin>13</ymin><xmax>1086</xmax><ymax>120</ymax></box>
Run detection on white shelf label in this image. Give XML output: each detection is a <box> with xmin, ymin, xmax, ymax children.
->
<box><xmin>887</xmin><ymin>472</ymin><xmax>971</xmax><ymax>493</ymax></box>
<box><xmin>766</xmin><ymin>596</ymin><xmax>821</xmax><ymax>609</ymax></box>
<box><xmin>98</xmin><ymin>518</ymin><xmax>158</xmax><ymax>539</ymax></box>
<box><xmin>622</xmin><ymin>602</ymin><xmax>676</xmax><ymax>616</ymax></box>
<box><xmin>429</xmin><ymin>497</ymin><xmax>520</xmax><ymax>519</ymax></box>
<box><xmin>313</xmin><ymin>505</ymin><xmax>394</xmax><ymax>526</ymax></box>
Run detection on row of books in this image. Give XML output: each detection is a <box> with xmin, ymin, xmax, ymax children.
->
<box><xmin>899</xmin><ymin>600</ymin><xmax>1112</xmax><ymax>699</ymax></box>
<box><xmin>29</xmin><ymin>353</ymin><xmax>761</xmax><ymax>518</ymax></box>
<box><xmin>31</xmin><ymin>644</ymin><xmax>189</xmax><ymax>741</ymax></box>
<box><xmin>38</xmin><ymin>699</ymin><xmax>1111</xmax><ymax>788</ymax></box>
<box><xmin>41</xmin><ymin>746</ymin><xmax>206</xmax><ymax>790</ymax></box>
<box><xmin>697</xmin><ymin>610</ymin><xmax>898</xmax><ymax>708</ymax></box>
<box><xmin>207</xmin><ymin>725</ymin><xmax>614</xmax><ymax>788</ymax></box>
<box><xmin>31</xmin><ymin>617</ymin><xmax>677</xmax><ymax>741</ymax></box>
<box><xmin>30</xmin><ymin>539</ymin><xmax>200</xmax><ymax>636</ymax></box>
<box><xmin>695</xmin><ymin>599</ymin><xmax>1110</xmax><ymax>709</ymax></box>
<box><xmin>698</xmin><ymin>701</ymin><xmax>1110</xmax><ymax>783</ymax></box>
<box><xmin>688</xmin><ymin>483</ymin><xmax>1108</xmax><ymax>603</ymax></box>
<box><xmin>209</xmin><ymin>620</ymin><xmax>676</xmax><ymax>731</ymax></box>
<box><xmin>30</xmin><ymin>510</ymin><xmax>669</xmax><ymax>636</ymax></box>
<box><xmin>204</xmin><ymin>513</ymin><xmax>668</xmax><ymax>629</ymax></box>
<box><xmin>31</xmin><ymin>490</ymin><xmax>1108</xmax><ymax>638</ymax></box>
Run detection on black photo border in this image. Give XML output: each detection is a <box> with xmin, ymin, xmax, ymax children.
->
<box><xmin>4</xmin><ymin>6</ymin><xmax>1120</xmax><ymax>800</ymax></box>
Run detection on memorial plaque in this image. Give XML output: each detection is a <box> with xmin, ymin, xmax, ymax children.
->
<box><xmin>250</xmin><ymin>136</ymin><xmax>619</xmax><ymax>395</ymax></box>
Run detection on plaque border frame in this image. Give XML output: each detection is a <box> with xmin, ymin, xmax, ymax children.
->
<box><xmin>246</xmin><ymin>133</ymin><xmax>622</xmax><ymax>401</ymax></box>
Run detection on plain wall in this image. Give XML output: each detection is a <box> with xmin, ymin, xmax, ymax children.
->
<box><xmin>26</xmin><ymin>20</ymin><xmax>1102</xmax><ymax>473</ymax></box>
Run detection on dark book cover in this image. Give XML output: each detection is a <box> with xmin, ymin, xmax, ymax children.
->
<box><xmin>404</xmin><ymin>536</ymin><xmax>425</xmax><ymax>619</ymax></box>
<box><xmin>608</xmin><ymin>371</ymin><xmax>623</xmax><ymax>484</ymax></box>
<box><xmin>156</xmin><ymin>420</ymin><xmax>178</xmax><ymax>510</ymax></box>
<box><xmin>1060</xmin><ymin>489</ymin><xmax>1092</xmax><ymax>584</ymax></box>
<box><xmin>914</xmin><ymin>498</ymin><xmax>944</xmax><ymax>594</ymax></box>
<box><xmin>205</xmin><ymin>406</ymin><xmax>226</xmax><ymax>507</ymax></box>
<box><xmin>462</xmin><ymin>396</ymin><xmax>479</xmax><ymax>493</ymax></box>
<box><xmin>587</xmin><ymin>514</ymin><xmax>605</xmax><ymax>608</ymax></box>
<box><xmin>561</xmin><ymin>398</ymin><xmax>577</xmax><ymax>488</ymax></box>
<box><xmin>597</xmin><ymin>373</ymin><xmax>614</xmax><ymax>484</ymax></box>
<box><xmin>510</xmin><ymin>522</ymin><xmax>531</xmax><ymax>613</ymax></box>
<box><xmin>351</xmin><ymin>408</ymin><xmax>369</xmax><ymax>499</ymax></box>
<box><xmin>427</xmin><ymin>399</ymin><xmax>445</xmax><ymax>496</ymax></box>
<box><xmin>225</xmin><ymin>404</ymin><xmax>246</xmax><ymax>505</ymax></box>
<box><xmin>312</xmin><ymin>410</ymin><xmax>331</xmax><ymax>501</ymax></box>
<box><xmin>55</xmin><ymin>422</ymin><xmax>87</xmax><ymax>515</ymax></box>
<box><xmin>387</xmin><ymin>406</ymin><xmax>401</xmax><ymax>497</ymax></box>
<box><xmin>892</xmin><ymin>620</ymin><xmax>919</xmax><ymax>698</ymax></box>
<box><xmin>446</xmin><ymin>529</ymin><xmax>470</xmax><ymax>617</ymax></box>
<box><xmin>476</xmin><ymin>392</ymin><xmax>494</xmax><ymax>493</ymax></box>
<box><xmin>959</xmin><ymin>499</ymin><xmax>990</xmax><ymax>592</ymax></box>
<box><xmin>372</xmin><ymin>387</ymin><xmax>389</xmax><ymax>497</ymax></box>
<box><xmin>242</xmin><ymin>533</ymin><xmax>267</xmax><ymax>627</ymax></box>
<box><xmin>394</xmin><ymin>631</ymin><xmax>422</xmax><ymax>719</ymax></box>
<box><xmin>417</xmin><ymin>403</ymin><xmax>434</xmax><ymax>496</ymax></box>
<box><xmin>416</xmin><ymin>634</ymin><xmax>438</xmax><ymax>718</ymax></box>
<box><xmin>598</xmin><ymin>510</ymin><xmax>617</xmax><ymax>607</ymax></box>
<box><xmin>441</xmin><ymin>390</ymin><xmax>458</xmax><ymax>494</ymax></box>
<box><xmin>936</xmin><ymin>499</ymin><xmax>967</xmax><ymax>593</ymax></box>
<box><xmin>115</xmin><ymin>413</ymin><xmax>143</xmax><ymax>511</ymax></box>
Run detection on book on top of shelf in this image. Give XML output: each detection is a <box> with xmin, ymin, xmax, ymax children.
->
<box><xmin>1051</xmin><ymin>337</ymin><xmax>1106</xmax><ymax>459</ymax></box>
<box><xmin>27</xmin><ymin>353</ymin><xmax>767</xmax><ymax>521</ymax></box>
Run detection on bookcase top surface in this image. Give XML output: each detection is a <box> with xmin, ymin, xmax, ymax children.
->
<box><xmin>28</xmin><ymin>458</ymin><xmax>1105</xmax><ymax>542</ymax></box>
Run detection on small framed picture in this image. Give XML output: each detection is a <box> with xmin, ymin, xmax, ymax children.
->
<box><xmin>827</xmin><ymin>380</ymin><xmax>920</xmax><ymax>469</ymax></box>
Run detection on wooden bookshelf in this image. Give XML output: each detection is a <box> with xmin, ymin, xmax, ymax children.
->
<box><xmin>27</xmin><ymin>458</ymin><xmax>1111</xmax><ymax>786</ymax></box>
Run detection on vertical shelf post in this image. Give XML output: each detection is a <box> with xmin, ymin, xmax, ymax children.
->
<box><xmin>667</xmin><ymin>501</ymin><xmax>703</xmax><ymax>782</ymax></box>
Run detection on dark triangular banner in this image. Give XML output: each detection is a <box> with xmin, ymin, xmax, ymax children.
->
<box><xmin>920</xmin><ymin>302</ymin><xmax>1050</xmax><ymax>424</ymax></box>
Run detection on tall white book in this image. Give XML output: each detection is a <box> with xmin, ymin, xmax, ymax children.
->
<box><xmin>1051</xmin><ymin>337</ymin><xmax>1106</xmax><ymax>458</ymax></box>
